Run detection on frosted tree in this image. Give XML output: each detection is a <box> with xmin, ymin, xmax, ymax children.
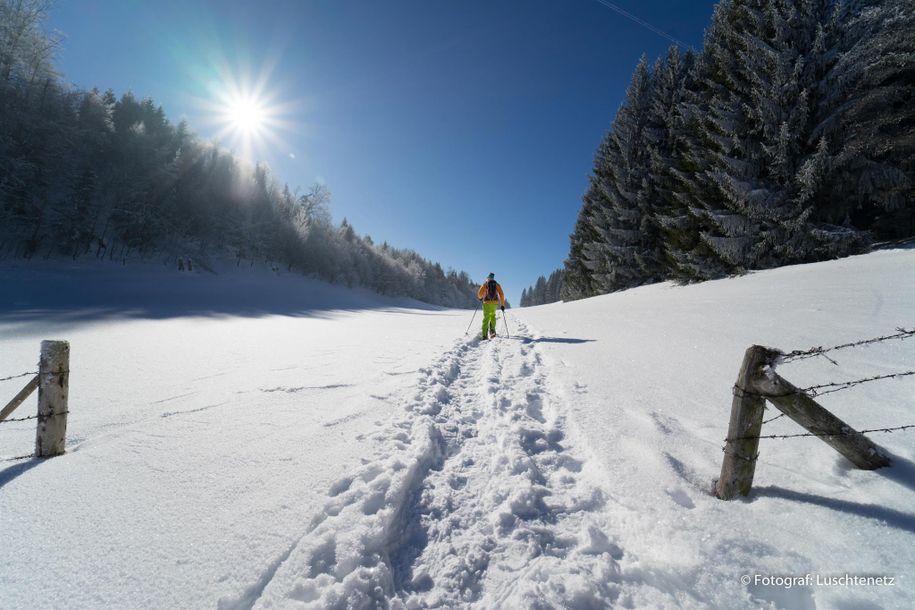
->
<box><xmin>581</xmin><ymin>57</ymin><xmax>659</xmax><ymax>293</ymax></box>
<box><xmin>561</xmin><ymin>0</ymin><xmax>911</xmax><ymax>295</ymax></box>
<box><xmin>0</xmin><ymin>0</ymin><xmax>60</xmax><ymax>85</ymax></box>
<box><xmin>562</xmin><ymin>185</ymin><xmax>604</xmax><ymax>301</ymax></box>
<box><xmin>543</xmin><ymin>268</ymin><xmax>563</xmax><ymax>304</ymax></box>
<box><xmin>815</xmin><ymin>0</ymin><xmax>915</xmax><ymax>240</ymax></box>
<box><xmin>728</xmin><ymin>0</ymin><xmax>830</xmax><ymax>264</ymax></box>
<box><xmin>520</xmin><ymin>269</ymin><xmax>564</xmax><ymax>307</ymax></box>
<box><xmin>642</xmin><ymin>45</ymin><xmax>718</xmax><ymax>281</ymax></box>
<box><xmin>675</xmin><ymin>0</ymin><xmax>844</xmax><ymax>272</ymax></box>
<box><xmin>675</xmin><ymin>0</ymin><xmax>766</xmax><ymax>274</ymax></box>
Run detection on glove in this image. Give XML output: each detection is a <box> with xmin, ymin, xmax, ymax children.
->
<box><xmin>500</xmin><ymin>305</ymin><xmax>505</xmax><ymax>312</ymax></box>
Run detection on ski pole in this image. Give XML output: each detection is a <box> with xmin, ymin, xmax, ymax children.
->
<box><xmin>502</xmin><ymin>309</ymin><xmax>511</xmax><ymax>338</ymax></box>
<box><xmin>464</xmin><ymin>306</ymin><xmax>478</xmax><ymax>335</ymax></box>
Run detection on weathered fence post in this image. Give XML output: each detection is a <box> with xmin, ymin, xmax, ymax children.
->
<box><xmin>753</xmin><ymin>362</ymin><xmax>890</xmax><ymax>470</ymax></box>
<box><xmin>717</xmin><ymin>343</ymin><xmax>892</xmax><ymax>500</ymax></box>
<box><xmin>716</xmin><ymin>346</ymin><xmax>770</xmax><ymax>500</ymax></box>
<box><xmin>35</xmin><ymin>340</ymin><xmax>69</xmax><ymax>457</ymax></box>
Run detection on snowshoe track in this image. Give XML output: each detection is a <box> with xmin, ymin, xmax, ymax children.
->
<box><xmin>242</xmin><ymin>321</ymin><xmax>622</xmax><ymax>609</ymax></box>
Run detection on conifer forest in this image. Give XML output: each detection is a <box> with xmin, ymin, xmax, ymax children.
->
<box><xmin>524</xmin><ymin>0</ymin><xmax>913</xmax><ymax>304</ymax></box>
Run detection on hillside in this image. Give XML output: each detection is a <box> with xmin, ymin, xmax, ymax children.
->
<box><xmin>1</xmin><ymin>247</ymin><xmax>913</xmax><ymax>609</ymax></box>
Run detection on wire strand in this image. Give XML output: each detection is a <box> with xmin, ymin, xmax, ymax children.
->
<box><xmin>781</xmin><ymin>328</ymin><xmax>915</xmax><ymax>363</ymax></box>
<box><xmin>727</xmin><ymin>423</ymin><xmax>915</xmax><ymax>442</ymax></box>
<box><xmin>762</xmin><ymin>413</ymin><xmax>786</xmax><ymax>425</ymax></box>
<box><xmin>0</xmin><ymin>371</ymin><xmax>38</xmax><ymax>383</ymax></box>
<box><xmin>0</xmin><ymin>414</ymin><xmax>38</xmax><ymax>423</ymax></box>
<box><xmin>0</xmin><ymin>411</ymin><xmax>69</xmax><ymax>426</ymax></box>
<box><xmin>805</xmin><ymin>371</ymin><xmax>915</xmax><ymax>397</ymax></box>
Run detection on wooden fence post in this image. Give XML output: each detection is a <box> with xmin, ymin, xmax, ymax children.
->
<box><xmin>751</xmin><ymin>363</ymin><xmax>890</xmax><ymax>470</ymax></box>
<box><xmin>35</xmin><ymin>340</ymin><xmax>69</xmax><ymax>458</ymax></box>
<box><xmin>716</xmin><ymin>346</ymin><xmax>770</xmax><ymax>500</ymax></box>
<box><xmin>717</xmin><ymin>344</ymin><xmax>891</xmax><ymax>501</ymax></box>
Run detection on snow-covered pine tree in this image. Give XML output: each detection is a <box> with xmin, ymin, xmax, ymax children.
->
<box><xmin>732</xmin><ymin>0</ymin><xmax>837</xmax><ymax>265</ymax></box>
<box><xmin>562</xmin><ymin>183</ymin><xmax>604</xmax><ymax>301</ymax></box>
<box><xmin>642</xmin><ymin>45</ymin><xmax>717</xmax><ymax>282</ymax></box>
<box><xmin>815</xmin><ymin>0</ymin><xmax>915</xmax><ymax>241</ymax></box>
<box><xmin>677</xmin><ymin>0</ymin><xmax>846</xmax><ymax>273</ymax></box>
<box><xmin>581</xmin><ymin>56</ymin><xmax>659</xmax><ymax>292</ymax></box>
<box><xmin>680</xmin><ymin>0</ymin><xmax>768</xmax><ymax>274</ymax></box>
<box><xmin>520</xmin><ymin>269</ymin><xmax>564</xmax><ymax>307</ymax></box>
<box><xmin>533</xmin><ymin>275</ymin><xmax>547</xmax><ymax>305</ymax></box>
<box><xmin>653</xmin><ymin>0</ymin><xmax>759</xmax><ymax>281</ymax></box>
<box><xmin>544</xmin><ymin>268</ymin><xmax>564</xmax><ymax>303</ymax></box>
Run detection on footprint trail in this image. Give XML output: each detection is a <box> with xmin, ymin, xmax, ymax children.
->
<box><xmin>234</xmin><ymin>320</ymin><xmax>622</xmax><ymax>609</ymax></box>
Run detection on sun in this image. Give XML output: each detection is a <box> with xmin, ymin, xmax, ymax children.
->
<box><xmin>194</xmin><ymin>65</ymin><xmax>300</xmax><ymax>163</ymax></box>
<box><xmin>226</xmin><ymin>96</ymin><xmax>266</xmax><ymax>135</ymax></box>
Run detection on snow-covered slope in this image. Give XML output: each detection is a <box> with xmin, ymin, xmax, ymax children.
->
<box><xmin>515</xmin><ymin>247</ymin><xmax>915</xmax><ymax>609</ymax></box>
<box><xmin>1</xmin><ymin>249</ymin><xmax>913</xmax><ymax>609</ymax></box>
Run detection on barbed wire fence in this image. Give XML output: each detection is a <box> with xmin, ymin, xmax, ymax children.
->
<box><xmin>730</xmin><ymin>327</ymin><xmax>914</xmax><ymax>442</ymax></box>
<box><xmin>716</xmin><ymin>328</ymin><xmax>915</xmax><ymax>499</ymax></box>
<box><xmin>1</xmin><ymin>341</ymin><xmax>70</xmax><ymax>462</ymax></box>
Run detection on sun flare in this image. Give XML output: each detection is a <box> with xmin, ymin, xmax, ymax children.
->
<box><xmin>226</xmin><ymin>97</ymin><xmax>266</xmax><ymax>135</ymax></box>
<box><xmin>195</xmin><ymin>65</ymin><xmax>300</xmax><ymax>163</ymax></box>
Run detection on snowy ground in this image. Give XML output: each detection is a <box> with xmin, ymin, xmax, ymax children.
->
<box><xmin>1</xmin><ymin>249</ymin><xmax>913</xmax><ymax>609</ymax></box>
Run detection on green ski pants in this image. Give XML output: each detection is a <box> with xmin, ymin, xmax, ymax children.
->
<box><xmin>482</xmin><ymin>302</ymin><xmax>498</xmax><ymax>337</ymax></box>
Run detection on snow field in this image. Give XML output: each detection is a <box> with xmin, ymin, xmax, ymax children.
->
<box><xmin>0</xmin><ymin>262</ymin><xmax>466</xmax><ymax>609</ymax></box>
<box><xmin>2</xmin><ymin>249</ymin><xmax>913</xmax><ymax>609</ymax></box>
<box><xmin>243</xmin><ymin>321</ymin><xmax>623</xmax><ymax>609</ymax></box>
<box><xmin>513</xmin><ymin>248</ymin><xmax>915</xmax><ymax>609</ymax></box>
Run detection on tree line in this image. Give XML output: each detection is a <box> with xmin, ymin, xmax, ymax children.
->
<box><xmin>519</xmin><ymin>269</ymin><xmax>564</xmax><ymax>308</ymax></box>
<box><xmin>0</xmin><ymin>0</ymin><xmax>480</xmax><ymax>308</ymax></box>
<box><xmin>536</xmin><ymin>0</ymin><xmax>913</xmax><ymax>304</ymax></box>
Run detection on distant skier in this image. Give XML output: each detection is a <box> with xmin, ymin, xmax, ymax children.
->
<box><xmin>477</xmin><ymin>272</ymin><xmax>505</xmax><ymax>340</ymax></box>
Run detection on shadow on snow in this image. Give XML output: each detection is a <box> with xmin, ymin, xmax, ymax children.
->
<box><xmin>752</xmin><ymin>455</ymin><xmax>915</xmax><ymax>535</ymax></box>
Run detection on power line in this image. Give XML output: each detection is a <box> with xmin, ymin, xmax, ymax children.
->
<box><xmin>593</xmin><ymin>0</ymin><xmax>686</xmax><ymax>48</ymax></box>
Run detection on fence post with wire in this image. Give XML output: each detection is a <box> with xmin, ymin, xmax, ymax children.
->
<box><xmin>1</xmin><ymin>340</ymin><xmax>70</xmax><ymax>459</ymax></box>
<box><xmin>716</xmin><ymin>329</ymin><xmax>915</xmax><ymax>501</ymax></box>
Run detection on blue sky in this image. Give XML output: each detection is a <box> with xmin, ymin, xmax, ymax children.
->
<box><xmin>48</xmin><ymin>0</ymin><xmax>718</xmax><ymax>304</ymax></box>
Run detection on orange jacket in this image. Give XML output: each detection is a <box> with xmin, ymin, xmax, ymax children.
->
<box><xmin>477</xmin><ymin>280</ymin><xmax>505</xmax><ymax>305</ymax></box>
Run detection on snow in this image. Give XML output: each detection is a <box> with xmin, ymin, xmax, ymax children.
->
<box><xmin>1</xmin><ymin>248</ymin><xmax>914</xmax><ymax>609</ymax></box>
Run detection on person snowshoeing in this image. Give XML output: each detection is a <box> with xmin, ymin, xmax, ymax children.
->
<box><xmin>477</xmin><ymin>272</ymin><xmax>505</xmax><ymax>340</ymax></box>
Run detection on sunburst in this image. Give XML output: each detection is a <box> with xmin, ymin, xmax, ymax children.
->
<box><xmin>195</xmin><ymin>62</ymin><xmax>300</xmax><ymax>163</ymax></box>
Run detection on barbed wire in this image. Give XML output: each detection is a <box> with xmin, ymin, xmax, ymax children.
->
<box><xmin>728</xmin><ymin>423</ymin><xmax>915</xmax><ymax>442</ymax></box>
<box><xmin>0</xmin><ymin>411</ymin><xmax>69</xmax><ymax>426</ymax></box>
<box><xmin>0</xmin><ymin>414</ymin><xmax>37</xmax><ymax>423</ymax></box>
<box><xmin>762</xmin><ymin>412</ymin><xmax>786</xmax><ymax>425</ymax></box>
<box><xmin>733</xmin><ymin>367</ymin><xmax>915</xmax><ymax>402</ymax></box>
<box><xmin>0</xmin><ymin>371</ymin><xmax>38</xmax><ymax>383</ymax></box>
<box><xmin>804</xmin><ymin>371</ymin><xmax>915</xmax><ymax>397</ymax></box>
<box><xmin>722</xmin><ymin>329</ymin><xmax>915</xmax><ymax>456</ymax></box>
<box><xmin>1</xmin><ymin>454</ymin><xmax>34</xmax><ymax>462</ymax></box>
<box><xmin>781</xmin><ymin>327</ymin><xmax>915</xmax><ymax>364</ymax></box>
